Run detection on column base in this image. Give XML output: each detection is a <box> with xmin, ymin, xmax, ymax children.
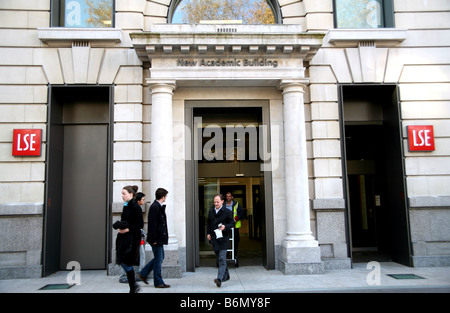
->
<box><xmin>279</xmin><ymin>259</ymin><xmax>325</xmax><ymax>275</ymax></box>
<box><xmin>279</xmin><ymin>240</ymin><xmax>324</xmax><ymax>275</ymax></box>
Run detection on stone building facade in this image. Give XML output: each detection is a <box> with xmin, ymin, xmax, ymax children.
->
<box><xmin>0</xmin><ymin>0</ymin><xmax>449</xmax><ymax>279</ymax></box>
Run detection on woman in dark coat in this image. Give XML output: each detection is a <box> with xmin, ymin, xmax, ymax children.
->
<box><xmin>206</xmin><ymin>194</ymin><xmax>235</xmax><ymax>287</ymax></box>
<box><xmin>114</xmin><ymin>185</ymin><xmax>144</xmax><ymax>293</ymax></box>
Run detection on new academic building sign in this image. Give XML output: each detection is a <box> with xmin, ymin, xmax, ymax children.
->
<box><xmin>177</xmin><ymin>58</ymin><xmax>279</xmax><ymax>68</ymax></box>
<box><xmin>131</xmin><ymin>24</ymin><xmax>322</xmax><ymax>85</ymax></box>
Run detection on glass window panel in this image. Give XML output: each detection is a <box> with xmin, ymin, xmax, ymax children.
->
<box><xmin>172</xmin><ymin>0</ymin><xmax>275</xmax><ymax>24</ymax></box>
<box><xmin>64</xmin><ymin>0</ymin><xmax>113</xmax><ymax>28</ymax></box>
<box><xmin>335</xmin><ymin>0</ymin><xmax>384</xmax><ymax>28</ymax></box>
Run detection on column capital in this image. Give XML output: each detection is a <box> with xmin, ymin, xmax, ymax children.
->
<box><xmin>277</xmin><ymin>79</ymin><xmax>309</xmax><ymax>93</ymax></box>
<box><xmin>147</xmin><ymin>79</ymin><xmax>176</xmax><ymax>94</ymax></box>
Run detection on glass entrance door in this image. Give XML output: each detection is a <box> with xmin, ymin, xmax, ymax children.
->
<box><xmin>185</xmin><ymin>101</ymin><xmax>275</xmax><ymax>271</ymax></box>
<box><xmin>198</xmin><ymin>177</ymin><xmax>264</xmax><ymax>266</ymax></box>
<box><xmin>192</xmin><ymin>106</ymin><xmax>267</xmax><ymax>268</ymax></box>
<box><xmin>196</xmin><ymin>107</ymin><xmax>263</xmax><ymax>267</ymax></box>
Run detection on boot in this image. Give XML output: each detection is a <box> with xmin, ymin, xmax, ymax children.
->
<box><xmin>126</xmin><ymin>270</ymin><xmax>140</xmax><ymax>293</ymax></box>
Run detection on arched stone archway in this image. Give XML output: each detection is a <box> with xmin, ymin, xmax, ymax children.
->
<box><xmin>166</xmin><ymin>0</ymin><xmax>284</xmax><ymax>24</ymax></box>
<box><xmin>143</xmin><ymin>1</ymin><xmax>312</xmax><ymax>30</ymax></box>
<box><xmin>143</xmin><ymin>0</ymin><xmax>307</xmax><ymax>27</ymax></box>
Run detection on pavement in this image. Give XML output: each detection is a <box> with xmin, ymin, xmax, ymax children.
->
<box><xmin>0</xmin><ymin>262</ymin><xmax>449</xmax><ymax>294</ymax></box>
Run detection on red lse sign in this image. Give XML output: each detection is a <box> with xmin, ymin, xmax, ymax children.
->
<box><xmin>12</xmin><ymin>129</ymin><xmax>42</xmax><ymax>156</ymax></box>
<box><xmin>408</xmin><ymin>125</ymin><xmax>435</xmax><ymax>152</ymax></box>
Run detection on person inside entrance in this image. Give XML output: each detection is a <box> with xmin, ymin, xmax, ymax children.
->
<box><xmin>225</xmin><ymin>191</ymin><xmax>244</xmax><ymax>265</ymax></box>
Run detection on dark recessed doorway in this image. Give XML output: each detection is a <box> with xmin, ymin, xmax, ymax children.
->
<box><xmin>185</xmin><ymin>102</ymin><xmax>275</xmax><ymax>271</ymax></box>
<box><xmin>43</xmin><ymin>86</ymin><xmax>112</xmax><ymax>276</ymax></box>
<box><xmin>340</xmin><ymin>85</ymin><xmax>411</xmax><ymax>266</ymax></box>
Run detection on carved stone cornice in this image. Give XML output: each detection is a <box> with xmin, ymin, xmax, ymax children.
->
<box><xmin>130</xmin><ymin>24</ymin><xmax>325</xmax><ymax>63</ymax></box>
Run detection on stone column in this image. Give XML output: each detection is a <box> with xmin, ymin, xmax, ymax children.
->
<box><xmin>278</xmin><ymin>80</ymin><xmax>324</xmax><ymax>274</ymax></box>
<box><xmin>149</xmin><ymin>80</ymin><xmax>181</xmax><ymax>277</ymax></box>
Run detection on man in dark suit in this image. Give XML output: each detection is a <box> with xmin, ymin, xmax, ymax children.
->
<box><xmin>138</xmin><ymin>188</ymin><xmax>170</xmax><ymax>288</ymax></box>
<box><xmin>207</xmin><ymin>194</ymin><xmax>235</xmax><ymax>287</ymax></box>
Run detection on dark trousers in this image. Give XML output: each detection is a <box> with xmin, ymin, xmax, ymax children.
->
<box><xmin>214</xmin><ymin>249</ymin><xmax>229</xmax><ymax>281</ymax></box>
<box><xmin>140</xmin><ymin>244</ymin><xmax>165</xmax><ymax>286</ymax></box>
<box><xmin>233</xmin><ymin>228</ymin><xmax>240</xmax><ymax>257</ymax></box>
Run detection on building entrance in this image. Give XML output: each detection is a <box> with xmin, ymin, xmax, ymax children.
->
<box><xmin>341</xmin><ymin>85</ymin><xmax>411</xmax><ymax>266</ymax></box>
<box><xmin>185</xmin><ymin>103</ymin><xmax>275</xmax><ymax>271</ymax></box>
<box><xmin>43</xmin><ymin>86</ymin><xmax>112</xmax><ymax>275</ymax></box>
<box><xmin>196</xmin><ymin>107</ymin><xmax>264</xmax><ymax>267</ymax></box>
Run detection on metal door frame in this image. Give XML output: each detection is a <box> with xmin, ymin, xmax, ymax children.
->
<box><xmin>185</xmin><ymin>100</ymin><xmax>275</xmax><ymax>271</ymax></box>
<box><xmin>43</xmin><ymin>85</ymin><xmax>114</xmax><ymax>276</ymax></box>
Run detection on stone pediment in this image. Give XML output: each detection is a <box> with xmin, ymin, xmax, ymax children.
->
<box><xmin>130</xmin><ymin>24</ymin><xmax>324</xmax><ymax>86</ymax></box>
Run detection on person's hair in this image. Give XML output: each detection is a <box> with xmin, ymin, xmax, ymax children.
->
<box><xmin>123</xmin><ymin>185</ymin><xmax>138</xmax><ymax>197</ymax></box>
<box><xmin>155</xmin><ymin>188</ymin><xmax>168</xmax><ymax>200</ymax></box>
<box><xmin>214</xmin><ymin>193</ymin><xmax>224</xmax><ymax>201</ymax></box>
<box><xmin>136</xmin><ymin>192</ymin><xmax>145</xmax><ymax>201</ymax></box>
<box><xmin>226</xmin><ymin>191</ymin><xmax>232</xmax><ymax>196</ymax></box>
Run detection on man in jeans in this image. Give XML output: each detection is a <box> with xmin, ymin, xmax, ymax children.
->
<box><xmin>138</xmin><ymin>188</ymin><xmax>170</xmax><ymax>288</ymax></box>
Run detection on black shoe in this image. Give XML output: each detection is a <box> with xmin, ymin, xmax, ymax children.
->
<box><xmin>137</xmin><ymin>273</ymin><xmax>148</xmax><ymax>285</ymax></box>
<box><xmin>214</xmin><ymin>278</ymin><xmax>221</xmax><ymax>287</ymax></box>
<box><xmin>155</xmin><ymin>284</ymin><xmax>171</xmax><ymax>288</ymax></box>
<box><xmin>222</xmin><ymin>274</ymin><xmax>230</xmax><ymax>282</ymax></box>
<box><xmin>130</xmin><ymin>284</ymin><xmax>141</xmax><ymax>293</ymax></box>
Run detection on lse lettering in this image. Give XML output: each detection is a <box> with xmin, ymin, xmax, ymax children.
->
<box><xmin>12</xmin><ymin>129</ymin><xmax>42</xmax><ymax>156</ymax></box>
<box><xmin>17</xmin><ymin>133</ymin><xmax>37</xmax><ymax>151</ymax></box>
<box><xmin>412</xmin><ymin>130</ymin><xmax>432</xmax><ymax>147</ymax></box>
<box><xmin>408</xmin><ymin>125</ymin><xmax>435</xmax><ymax>152</ymax></box>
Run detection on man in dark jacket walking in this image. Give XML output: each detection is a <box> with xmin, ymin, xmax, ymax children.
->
<box><xmin>207</xmin><ymin>194</ymin><xmax>235</xmax><ymax>287</ymax></box>
<box><xmin>138</xmin><ymin>188</ymin><xmax>170</xmax><ymax>288</ymax></box>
